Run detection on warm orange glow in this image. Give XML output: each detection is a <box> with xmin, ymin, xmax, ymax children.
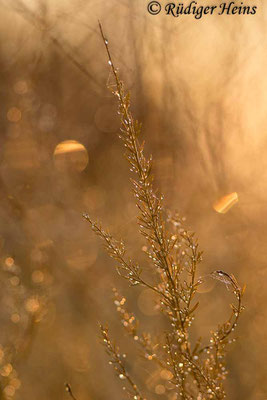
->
<box><xmin>5</xmin><ymin>257</ymin><xmax>14</xmax><ymax>268</ymax></box>
<box><xmin>0</xmin><ymin>3</ymin><xmax>265</xmax><ymax>399</ymax></box>
<box><xmin>53</xmin><ymin>140</ymin><xmax>89</xmax><ymax>172</ymax></box>
<box><xmin>25</xmin><ymin>297</ymin><xmax>40</xmax><ymax>313</ymax></box>
<box><xmin>213</xmin><ymin>192</ymin><xmax>239</xmax><ymax>214</ymax></box>
<box><xmin>0</xmin><ymin>363</ymin><xmax>12</xmax><ymax>377</ymax></box>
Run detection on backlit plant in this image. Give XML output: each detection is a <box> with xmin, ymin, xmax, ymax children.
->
<box><xmin>83</xmin><ymin>24</ymin><xmax>245</xmax><ymax>400</ymax></box>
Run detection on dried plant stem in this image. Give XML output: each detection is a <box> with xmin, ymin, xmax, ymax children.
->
<box><xmin>83</xmin><ymin>23</ymin><xmax>245</xmax><ymax>400</ymax></box>
<box><xmin>100</xmin><ymin>325</ymin><xmax>146</xmax><ymax>400</ymax></box>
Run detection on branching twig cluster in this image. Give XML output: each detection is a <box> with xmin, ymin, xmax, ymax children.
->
<box><xmin>83</xmin><ymin>23</ymin><xmax>245</xmax><ymax>400</ymax></box>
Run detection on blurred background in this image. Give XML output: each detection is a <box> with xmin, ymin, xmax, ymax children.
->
<box><xmin>0</xmin><ymin>0</ymin><xmax>266</xmax><ymax>399</ymax></box>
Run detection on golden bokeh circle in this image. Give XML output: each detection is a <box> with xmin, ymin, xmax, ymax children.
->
<box><xmin>53</xmin><ymin>140</ymin><xmax>89</xmax><ymax>172</ymax></box>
